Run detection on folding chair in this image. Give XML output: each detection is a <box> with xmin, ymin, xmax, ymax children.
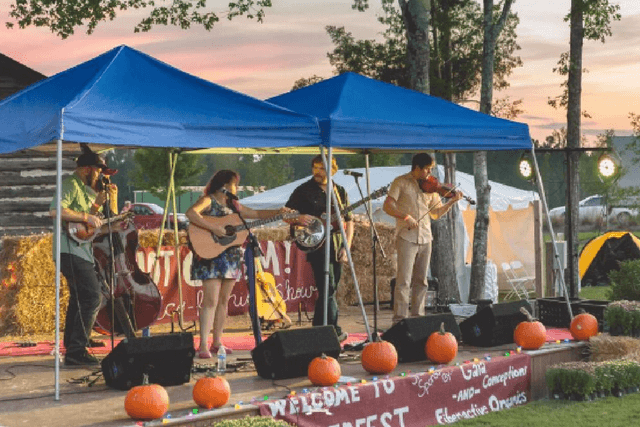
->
<box><xmin>502</xmin><ymin>261</ymin><xmax>535</xmax><ymax>301</ymax></box>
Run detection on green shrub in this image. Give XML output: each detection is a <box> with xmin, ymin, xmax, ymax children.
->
<box><xmin>603</xmin><ymin>300</ymin><xmax>640</xmax><ymax>335</ymax></box>
<box><xmin>607</xmin><ymin>260</ymin><xmax>640</xmax><ymax>301</ymax></box>
<box><xmin>604</xmin><ymin>304</ymin><xmax>627</xmax><ymax>332</ymax></box>
<box><xmin>546</xmin><ymin>365</ymin><xmax>596</xmax><ymax>397</ymax></box>
<box><xmin>594</xmin><ymin>365</ymin><xmax>614</xmax><ymax>393</ymax></box>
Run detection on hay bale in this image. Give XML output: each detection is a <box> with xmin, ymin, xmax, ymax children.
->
<box><xmin>0</xmin><ymin>234</ymin><xmax>69</xmax><ymax>336</ymax></box>
<box><xmin>589</xmin><ymin>335</ymin><xmax>640</xmax><ymax>362</ymax></box>
<box><xmin>337</xmin><ymin>222</ymin><xmax>397</xmax><ymax>307</ymax></box>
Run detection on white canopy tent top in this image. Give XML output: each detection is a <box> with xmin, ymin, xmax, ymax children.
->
<box><xmin>240</xmin><ymin>165</ymin><xmax>540</xmax><ymax>214</ymax></box>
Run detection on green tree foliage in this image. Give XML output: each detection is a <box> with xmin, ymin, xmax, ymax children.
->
<box><xmin>323</xmin><ymin>0</ymin><xmax>521</xmax><ymax>102</ymax></box>
<box><xmin>6</xmin><ymin>0</ymin><xmax>274</xmax><ymax>39</ymax></box>
<box><xmin>130</xmin><ymin>148</ymin><xmax>206</xmax><ymax>200</ymax></box>
<box><xmin>547</xmin><ymin>2</ymin><xmax>621</xmax><ymax>116</ymax></box>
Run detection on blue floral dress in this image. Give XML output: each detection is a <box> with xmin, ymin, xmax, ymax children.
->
<box><xmin>190</xmin><ymin>197</ymin><xmax>244</xmax><ymax>280</ymax></box>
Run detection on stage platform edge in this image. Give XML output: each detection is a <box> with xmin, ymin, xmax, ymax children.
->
<box><xmin>152</xmin><ymin>341</ymin><xmax>588</xmax><ymax>427</ymax></box>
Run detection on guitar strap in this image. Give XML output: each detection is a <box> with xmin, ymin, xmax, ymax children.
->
<box><xmin>331</xmin><ymin>185</ymin><xmax>346</xmax><ymax>257</ymax></box>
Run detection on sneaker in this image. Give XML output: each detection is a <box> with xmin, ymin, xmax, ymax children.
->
<box><xmin>198</xmin><ymin>350</ymin><xmax>212</xmax><ymax>359</ymax></box>
<box><xmin>337</xmin><ymin>331</ymin><xmax>349</xmax><ymax>342</ymax></box>
<box><xmin>64</xmin><ymin>351</ymin><xmax>100</xmax><ymax>366</ymax></box>
<box><xmin>88</xmin><ymin>339</ymin><xmax>105</xmax><ymax>348</ymax></box>
<box><xmin>209</xmin><ymin>345</ymin><xmax>233</xmax><ymax>355</ymax></box>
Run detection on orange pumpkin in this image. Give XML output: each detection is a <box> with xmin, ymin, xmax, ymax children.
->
<box><xmin>361</xmin><ymin>340</ymin><xmax>398</xmax><ymax>374</ymax></box>
<box><xmin>192</xmin><ymin>374</ymin><xmax>231</xmax><ymax>409</ymax></box>
<box><xmin>513</xmin><ymin>307</ymin><xmax>546</xmax><ymax>350</ymax></box>
<box><xmin>425</xmin><ymin>322</ymin><xmax>458</xmax><ymax>364</ymax></box>
<box><xmin>570</xmin><ymin>311</ymin><xmax>598</xmax><ymax>340</ymax></box>
<box><xmin>308</xmin><ymin>354</ymin><xmax>341</xmax><ymax>386</ymax></box>
<box><xmin>124</xmin><ymin>375</ymin><xmax>169</xmax><ymax>421</ymax></box>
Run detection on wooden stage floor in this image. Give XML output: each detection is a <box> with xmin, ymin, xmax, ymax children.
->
<box><xmin>0</xmin><ymin>305</ymin><xmax>586</xmax><ymax>427</ymax></box>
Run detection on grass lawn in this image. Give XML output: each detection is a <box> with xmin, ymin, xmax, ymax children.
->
<box><xmin>579</xmin><ymin>286</ymin><xmax>611</xmax><ymax>301</ymax></box>
<box><xmin>453</xmin><ymin>393</ymin><xmax>640</xmax><ymax>427</ymax></box>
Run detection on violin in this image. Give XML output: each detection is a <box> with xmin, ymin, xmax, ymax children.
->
<box><xmin>418</xmin><ymin>176</ymin><xmax>476</xmax><ymax>205</ymax></box>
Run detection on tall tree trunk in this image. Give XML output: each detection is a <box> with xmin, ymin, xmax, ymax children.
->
<box><xmin>399</xmin><ymin>0</ymin><xmax>460</xmax><ymax>303</ymax></box>
<box><xmin>399</xmin><ymin>0</ymin><xmax>431</xmax><ymax>92</ymax></box>
<box><xmin>468</xmin><ymin>0</ymin><xmax>512</xmax><ymax>303</ymax></box>
<box><xmin>565</xmin><ymin>0</ymin><xmax>583</xmax><ymax>298</ymax></box>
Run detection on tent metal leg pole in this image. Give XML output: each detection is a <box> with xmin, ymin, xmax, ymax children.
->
<box><xmin>169</xmin><ymin>152</ymin><xmax>186</xmax><ymax>329</ymax></box>
<box><xmin>54</xmin><ymin>134</ymin><xmax>63</xmax><ymax>401</ymax></box>
<box><xmin>321</xmin><ymin>147</ymin><xmax>331</xmax><ymax>327</ymax></box>
<box><xmin>531</xmin><ymin>147</ymin><xmax>573</xmax><ymax>319</ymax></box>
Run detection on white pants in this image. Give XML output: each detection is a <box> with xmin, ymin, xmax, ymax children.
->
<box><xmin>393</xmin><ymin>237</ymin><xmax>432</xmax><ymax>324</ymax></box>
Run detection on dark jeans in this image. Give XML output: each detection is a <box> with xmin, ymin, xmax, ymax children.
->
<box><xmin>307</xmin><ymin>251</ymin><xmax>343</xmax><ymax>335</ymax></box>
<box><xmin>60</xmin><ymin>254</ymin><xmax>102</xmax><ymax>355</ymax></box>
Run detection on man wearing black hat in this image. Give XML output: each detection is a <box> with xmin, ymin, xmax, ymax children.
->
<box><xmin>49</xmin><ymin>146</ymin><xmax>117</xmax><ymax>366</ymax></box>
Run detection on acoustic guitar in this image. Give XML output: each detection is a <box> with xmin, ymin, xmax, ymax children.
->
<box><xmin>66</xmin><ymin>212</ymin><xmax>133</xmax><ymax>244</ymax></box>
<box><xmin>254</xmin><ymin>257</ymin><xmax>291</xmax><ymax>330</ymax></box>
<box><xmin>188</xmin><ymin>212</ymin><xmax>299</xmax><ymax>259</ymax></box>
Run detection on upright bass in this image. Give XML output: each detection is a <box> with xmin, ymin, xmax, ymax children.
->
<box><xmin>91</xmin><ymin>214</ymin><xmax>162</xmax><ymax>337</ymax></box>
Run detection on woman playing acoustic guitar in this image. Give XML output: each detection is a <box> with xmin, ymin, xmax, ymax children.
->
<box><xmin>186</xmin><ymin>170</ymin><xmax>300</xmax><ymax>359</ymax></box>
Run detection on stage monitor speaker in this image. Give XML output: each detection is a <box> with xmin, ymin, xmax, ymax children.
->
<box><xmin>381</xmin><ymin>313</ymin><xmax>461</xmax><ymax>363</ymax></box>
<box><xmin>251</xmin><ymin>326</ymin><xmax>341</xmax><ymax>380</ymax></box>
<box><xmin>101</xmin><ymin>332</ymin><xmax>195</xmax><ymax>390</ymax></box>
<box><xmin>459</xmin><ymin>300</ymin><xmax>532</xmax><ymax>347</ymax></box>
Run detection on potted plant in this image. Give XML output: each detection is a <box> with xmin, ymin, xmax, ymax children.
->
<box><xmin>604</xmin><ymin>302</ymin><xmax>627</xmax><ymax>336</ymax></box>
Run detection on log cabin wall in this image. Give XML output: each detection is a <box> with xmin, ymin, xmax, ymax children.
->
<box><xmin>0</xmin><ymin>52</ymin><xmax>57</xmax><ymax>237</ymax></box>
<box><xmin>0</xmin><ymin>150</ymin><xmax>80</xmax><ymax>237</ymax></box>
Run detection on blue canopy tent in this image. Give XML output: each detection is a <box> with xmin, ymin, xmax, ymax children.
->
<box><xmin>265</xmin><ymin>72</ymin><xmax>568</xmax><ymax>345</ymax></box>
<box><xmin>0</xmin><ymin>45</ymin><xmax>322</xmax><ymax>399</ymax></box>
<box><xmin>0</xmin><ymin>45</ymin><xmax>321</xmax><ymax>154</ymax></box>
<box><xmin>267</xmin><ymin>72</ymin><xmax>532</xmax><ymax>151</ymax></box>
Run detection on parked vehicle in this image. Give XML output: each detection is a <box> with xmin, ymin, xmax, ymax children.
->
<box><xmin>548</xmin><ymin>195</ymin><xmax>638</xmax><ymax>227</ymax></box>
<box><xmin>127</xmin><ymin>202</ymin><xmax>189</xmax><ymax>230</ymax></box>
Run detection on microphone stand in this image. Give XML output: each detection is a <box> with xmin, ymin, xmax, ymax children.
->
<box><xmin>225</xmin><ymin>197</ymin><xmax>263</xmax><ymax>345</ymax></box>
<box><xmin>343</xmin><ymin>174</ymin><xmax>387</xmax><ymax>351</ymax></box>
<box><xmin>102</xmin><ymin>177</ymin><xmax>119</xmax><ymax>351</ymax></box>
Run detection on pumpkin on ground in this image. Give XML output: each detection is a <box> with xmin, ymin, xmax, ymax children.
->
<box><xmin>361</xmin><ymin>340</ymin><xmax>398</xmax><ymax>374</ymax></box>
<box><xmin>192</xmin><ymin>374</ymin><xmax>231</xmax><ymax>409</ymax></box>
<box><xmin>124</xmin><ymin>375</ymin><xmax>169</xmax><ymax>421</ymax></box>
<box><xmin>513</xmin><ymin>307</ymin><xmax>547</xmax><ymax>350</ymax></box>
<box><xmin>308</xmin><ymin>353</ymin><xmax>341</xmax><ymax>386</ymax></box>
<box><xmin>425</xmin><ymin>322</ymin><xmax>458</xmax><ymax>364</ymax></box>
<box><xmin>570</xmin><ymin>311</ymin><xmax>599</xmax><ymax>341</ymax></box>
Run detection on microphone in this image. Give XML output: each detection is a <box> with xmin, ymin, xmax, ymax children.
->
<box><xmin>343</xmin><ymin>170</ymin><xmax>363</xmax><ymax>178</ymax></box>
<box><xmin>221</xmin><ymin>188</ymin><xmax>239</xmax><ymax>201</ymax></box>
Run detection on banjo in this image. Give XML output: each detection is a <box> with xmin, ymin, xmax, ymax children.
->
<box><xmin>291</xmin><ymin>185</ymin><xmax>389</xmax><ymax>252</ymax></box>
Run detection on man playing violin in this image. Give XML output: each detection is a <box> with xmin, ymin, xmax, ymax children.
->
<box><xmin>285</xmin><ymin>155</ymin><xmax>353</xmax><ymax>342</ymax></box>
<box><xmin>49</xmin><ymin>145</ymin><xmax>118</xmax><ymax>366</ymax></box>
<box><xmin>383</xmin><ymin>153</ymin><xmax>462</xmax><ymax>325</ymax></box>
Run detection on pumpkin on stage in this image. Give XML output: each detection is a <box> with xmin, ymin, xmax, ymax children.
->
<box><xmin>425</xmin><ymin>322</ymin><xmax>458</xmax><ymax>364</ymax></box>
<box><xmin>308</xmin><ymin>353</ymin><xmax>341</xmax><ymax>386</ymax></box>
<box><xmin>513</xmin><ymin>307</ymin><xmax>546</xmax><ymax>350</ymax></box>
<box><xmin>570</xmin><ymin>311</ymin><xmax>599</xmax><ymax>341</ymax></box>
<box><xmin>124</xmin><ymin>374</ymin><xmax>169</xmax><ymax>421</ymax></box>
<box><xmin>192</xmin><ymin>374</ymin><xmax>231</xmax><ymax>409</ymax></box>
<box><xmin>361</xmin><ymin>340</ymin><xmax>398</xmax><ymax>375</ymax></box>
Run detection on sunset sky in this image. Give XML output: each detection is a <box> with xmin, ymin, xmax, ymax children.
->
<box><xmin>1</xmin><ymin>0</ymin><xmax>639</xmax><ymax>144</ymax></box>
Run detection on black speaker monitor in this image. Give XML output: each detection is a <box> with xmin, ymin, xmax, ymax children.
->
<box><xmin>381</xmin><ymin>313</ymin><xmax>461</xmax><ymax>363</ymax></box>
<box><xmin>459</xmin><ymin>300</ymin><xmax>532</xmax><ymax>347</ymax></box>
<box><xmin>101</xmin><ymin>332</ymin><xmax>195</xmax><ymax>390</ymax></box>
<box><xmin>251</xmin><ymin>326</ymin><xmax>341</xmax><ymax>380</ymax></box>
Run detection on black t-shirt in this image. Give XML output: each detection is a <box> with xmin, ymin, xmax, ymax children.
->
<box><xmin>285</xmin><ymin>178</ymin><xmax>352</xmax><ymax>222</ymax></box>
<box><xmin>285</xmin><ymin>178</ymin><xmax>352</xmax><ymax>260</ymax></box>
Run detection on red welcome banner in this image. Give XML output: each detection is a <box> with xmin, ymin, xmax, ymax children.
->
<box><xmin>258</xmin><ymin>353</ymin><xmax>531</xmax><ymax>427</ymax></box>
<box><xmin>135</xmin><ymin>241</ymin><xmax>317</xmax><ymax>323</ymax></box>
